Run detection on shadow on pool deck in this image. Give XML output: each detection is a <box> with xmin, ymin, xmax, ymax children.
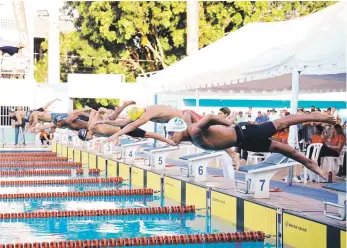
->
<box><xmin>167</xmin><ymin>158</ymin><xmax>339</xmax><ymax>204</ymax></box>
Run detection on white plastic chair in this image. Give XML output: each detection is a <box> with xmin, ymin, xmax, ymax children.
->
<box><xmin>304</xmin><ymin>143</ymin><xmax>323</xmax><ymax>184</ymax></box>
<box><xmin>322</xmin><ymin>146</ymin><xmax>346</xmax><ymax>173</ymax></box>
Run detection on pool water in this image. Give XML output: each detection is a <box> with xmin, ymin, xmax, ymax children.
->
<box><xmin>0</xmin><ymin>168</ymin><xmax>274</xmax><ymax>247</ymax></box>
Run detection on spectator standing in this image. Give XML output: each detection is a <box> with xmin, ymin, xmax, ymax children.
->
<box><xmin>9</xmin><ymin>108</ymin><xmax>26</xmax><ymax>147</ymax></box>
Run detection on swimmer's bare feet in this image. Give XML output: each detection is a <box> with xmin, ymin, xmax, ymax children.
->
<box><xmin>306</xmin><ymin>160</ymin><xmax>326</xmax><ymax>180</ymax></box>
<box><xmin>311</xmin><ymin>112</ymin><xmax>336</xmax><ymax>125</ymax></box>
<box><xmin>123</xmin><ymin>101</ymin><xmax>136</xmax><ymax>106</ymax></box>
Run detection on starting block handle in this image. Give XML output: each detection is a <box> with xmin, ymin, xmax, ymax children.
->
<box><xmin>324</xmin><ymin>200</ymin><xmax>346</xmax><ymax>221</ymax></box>
<box><xmin>235</xmin><ymin>180</ymin><xmax>251</xmax><ymax>194</ymax></box>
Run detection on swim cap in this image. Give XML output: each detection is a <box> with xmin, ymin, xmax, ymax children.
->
<box><xmin>165</xmin><ymin>117</ymin><xmax>187</xmax><ymax>132</ymax></box>
<box><xmin>127</xmin><ymin>106</ymin><xmax>145</xmax><ymax>121</ymax></box>
<box><xmin>78</xmin><ymin>129</ymin><xmax>88</xmax><ymax>141</ymax></box>
<box><xmin>53</xmin><ymin>115</ymin><xmax>65</xmax><ymax>125</ymax></box>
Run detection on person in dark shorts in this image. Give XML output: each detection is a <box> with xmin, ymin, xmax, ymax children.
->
<box><xmin>166</xmin><ymin>111</ymin><xmax>336</xmax><ymax>179</ymax></box>
<box><xmin>77</xmin><ymin>109</ymin><xmax>175</xmax><ymax>145</ymax></box>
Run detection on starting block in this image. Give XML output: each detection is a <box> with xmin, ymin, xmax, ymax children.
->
<box><xmin>72</xmin><ymin>135</ymin><xmax>82</xmax><ymax>147</ymax></box>
<box><xmin>237</xmin><ymin>153</ymin><xmax>297</xmax><ymax>198</ymax></box>
<box><xmin>179</xmin><ymin>151</ymin><xmax>223</xmax><ymax>182</ymax></box>
<box><xmin>100</xmin><ymin>141</ymin><xmax>113</xmax><ymax>156</ymax></box>
<box><xmin>322</xmin><ymin>182</ymin><xmax>346</xmax><ymax>220</ymax></box>
<box><xmin>144</xmin><ymin>145</ymin><xmax>179</xmax><ymax>169</ymax></box>
<box><xmin>120</xmin><ymin>139</ymin><xmax>151</xmax><ymax>164</ymax></box>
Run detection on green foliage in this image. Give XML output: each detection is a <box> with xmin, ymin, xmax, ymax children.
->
<box><xmin>35</xmin><ymin>1</ymin><xmax>335</xmax><ymax>107</ymax></box>
<box><xmin>74</xmin><ymin>98</ymin><xmax>120</xmax><ymax>110</ymax></box>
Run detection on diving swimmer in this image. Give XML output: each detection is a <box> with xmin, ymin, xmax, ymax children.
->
<box><xmin>77</xmin><ymin>109</ymin><xmax>175</xmax><ymax>145</ymax></box>
<box><xmin>166</xmin><ymin>111</ymin><xmax>336</xmax><ymax>179</ymax></box>
<box><xmin>104</xmin><ymin>104</ymin><xmax>202</xmax><ymax>142</ymax></box>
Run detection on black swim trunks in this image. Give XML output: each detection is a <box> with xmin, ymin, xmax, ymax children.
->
<box><xmin>125</xmin><ymin>127</ymin><xmax>146</xmax><ymax>138</ymax></box>
<box><xmin>234</xmin><ymin>122</ymin><xmax>277</xmax><ymax>152</ymax></box>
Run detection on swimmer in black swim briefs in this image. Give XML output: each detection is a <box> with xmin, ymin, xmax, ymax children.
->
<box><xmin>167</xmin><ymin>111</ymin><xmax>336</xmax><ymax>179</ymax></box>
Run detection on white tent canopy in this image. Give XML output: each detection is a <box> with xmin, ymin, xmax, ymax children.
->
<box><xmin>145</xmin><ymin>2</ymin><xmax>346</xmax><ymax>93</ymax></box>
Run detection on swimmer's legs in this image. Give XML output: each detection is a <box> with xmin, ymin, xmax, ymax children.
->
<box><xmin>272</xmin><ymin>112</ymin><xmax>336</xmax><ymax>130</ymax></box>
<box><xmin>268</xmin><ymin>140</ymin><xmax>326</xmax><ymax>179</ymax></box>
<box><xmin>42</xmin><ymin>98</ymin><xmax>61</xmax><ymax>111</ymax></box>
<box><xmin>108</xmin><ymin>100</ymin><xmax>136</xmax><ymax>120</ymax></box>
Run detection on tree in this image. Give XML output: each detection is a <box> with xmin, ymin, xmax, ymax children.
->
<box><xmin>35</xmin><ymin>1</ymin><xmax>335</xmax><ymax>88</ymax></box>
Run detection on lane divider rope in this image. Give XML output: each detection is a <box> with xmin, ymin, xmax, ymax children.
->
<box><xmin>0</xmin><ymin>177</ymin><xmax>123</xmax><ymax>186</ymax></box>
<box><xmin>0</xmin><ymin>231</ymin><xmax>266</xmax><ymax>247</ymax></box>
<box><xmin>0</xmin><ymin>162</ymin><xmax>82</xmax><ymax>168</ymax></box>
<box><xmin>0</xmin><ymin>205</ymin><xmax>195</xmax><ymax>220</ymax></box>
<box><xmin>0</xmin><ymin>152</ymin><xmax>57</xmax><ymax>157</ymax></box>
<box><xmin>0</xmin><ymin>195</ymin><xmax>154</xmax><ymax>203</ymax></box>
<box><xmin>0</xmin><ymin>169</ymin><xmax>100</xmax><ymax>176</ymax></box>
<box><xmin>0</xmin><ymin>157</ymin><xmax>68</xmax><ymax>162</ymax></box>
<box><xmin>0</xmin><ymin>188</ymin><xmax>154</xmax><ymax>199</ymax></box>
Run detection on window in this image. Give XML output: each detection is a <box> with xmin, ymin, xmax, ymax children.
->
<box><xmin>0</xmin><ymin>106</ymin><xmax>30</xmax><ymax>126</ymax></box>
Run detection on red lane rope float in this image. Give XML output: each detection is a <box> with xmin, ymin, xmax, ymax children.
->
<box><xmin>0</xmin><ymin>188</ymin><xmax>154</xmax><ymax>199</ymax></box>
<box><xmin>0</xmin><ymin>162</ymin><xmax>82</xmax><ymax>168</ymax></box>
<box><xmin>0</xmin><ymin>205</ymin><xmax>195</xmax><ymax>220</ymax></box>
<box><xmin>0</xmin><ymin>231</ymin><xmax>265</xmax><ymax>247</ymax></box>
<box><xmin>0</xmin><ymin>168</ymin><xmax>99</xmax><ymax>176</ymax></box>
<box><xmin>0</xmin><ymin>177</ymin><xmax>123</xmax><ymax>186</ymax></box>
<box><xmin>0</xmin><ymin>157</ymin><xmax>68</xmax><ymax>162</ymax></box>
<box><xmin>0</xmin><ymin>152</ymin><xmax>57</xmax><ymax>157</ymax></box>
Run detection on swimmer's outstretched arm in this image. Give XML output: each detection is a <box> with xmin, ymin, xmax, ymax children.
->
<box><xmin>33</xmin><ymin>123</ymin><xmax>55</xmax><ymax>131</ymax></box>
<box><xmin>224</xmin><ymin>148</ymin><xmax>240</xmax><ymax>170</ymax></box>
<box><xmin>105</xmin><ymin>117</ymin><xmax>150</xmax><ymax>142</ymax></box>
<box><xmin>145</xmin><ymin>132</ymin><xmax>176</xmax><ymax>146</ymax></box>
<box><xmin>196</xmin><ymin>114</ymin><xmax>232</xmax><ymax>130</ymax></box>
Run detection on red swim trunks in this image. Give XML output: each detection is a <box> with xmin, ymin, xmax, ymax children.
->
<box><xmin>183</xmin><ymin>110</ymin><xmax>203</xmax><ymax>120</ymax></box>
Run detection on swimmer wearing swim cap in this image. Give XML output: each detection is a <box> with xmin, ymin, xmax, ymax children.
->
<box><xmin>168</xmin><ymin>110</ymin><xmax>335</xmax><ymax>179</ymax></box>
<box><xmin>127</xmin><ymin>106</ymin><xmax>145</xmax><ymax>121</ymax></box>
<box><xmin>104</xmin><ymin>104</ymin><xmax>203</xmax><ymax>143</ymax></box>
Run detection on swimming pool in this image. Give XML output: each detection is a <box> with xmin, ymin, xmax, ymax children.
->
<box><xmin>0</xmin><ymin>152</ymin><xmax>270</xmax><ymax>247</ymax></box>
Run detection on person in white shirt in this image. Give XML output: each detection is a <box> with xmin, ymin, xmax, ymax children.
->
<box><xmin>331</xmin><ymin>106</ymin><xmax>338</xmax><ymax>119</ymax></box>
<box><xmin>235</xmin><ymin>111</ymin><xmax>248</xmax><ymax>124</ymax></box>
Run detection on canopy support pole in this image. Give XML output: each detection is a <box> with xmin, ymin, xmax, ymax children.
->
<box><xmin>195</xmin><ymin>89</ymin><xmax>200</xmax><ymax>113</ymax></box>
<box><xmin>287</xmin><ymin>68</ymin><xmax>300</xmax><ymax>186</ymax></box>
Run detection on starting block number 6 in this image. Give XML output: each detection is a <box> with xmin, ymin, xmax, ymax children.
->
<box><xmin>198</xmin><ymin>166</ymin><xmax>203</xmax><ymax>175</ymax></box>
<box><xmin>190</xmin><ymin>165</ymin><xmax>205</xmax><ymax>176</ymax></box>
<box><xmin>129</xmin><ymin>151</ymin><xmax>133</xmax><ymax>157</ymax></box>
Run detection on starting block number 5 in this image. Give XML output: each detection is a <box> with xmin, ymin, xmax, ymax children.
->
<box><xmin>158</xmin><ymin>157</ymin><xmax>163</xmax><ymax>165</ymax></box>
